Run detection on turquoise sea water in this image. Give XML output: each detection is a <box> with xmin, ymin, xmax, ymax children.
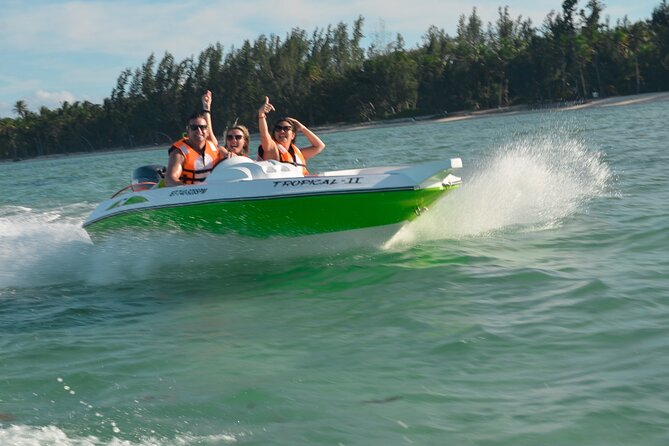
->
<box><xmin>1</xmin><ymin>96</ymin><xmax>668</xmax><ymax>445</ymax></box>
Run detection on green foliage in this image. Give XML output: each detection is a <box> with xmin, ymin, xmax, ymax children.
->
<box><xmin>2</xmin><ymin>3</ymin><xmax>669</xmax><ymax>160</ymax></box>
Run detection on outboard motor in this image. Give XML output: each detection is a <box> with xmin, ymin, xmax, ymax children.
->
<box><xmin>132</xmin><ymin>165</ymin><xmax>166</xmax><ymax>184</ymax></box>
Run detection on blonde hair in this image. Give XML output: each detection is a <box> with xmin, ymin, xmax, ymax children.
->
<box><xmin>226</xmin><ymin>125</ymin><xmax>250</xmax><ymax>156</ymax></box>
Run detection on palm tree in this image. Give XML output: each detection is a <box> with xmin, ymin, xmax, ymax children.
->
<box><xmin>13</xmin><ymin>100</ymin><xmax>30</xmax><ymax>119</ymax></box>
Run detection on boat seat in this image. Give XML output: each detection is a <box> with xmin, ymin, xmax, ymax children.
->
<box><xmin>209</xmin><ymin>157</ymin><xmax>303</xmax><ymax>182</ymax></box>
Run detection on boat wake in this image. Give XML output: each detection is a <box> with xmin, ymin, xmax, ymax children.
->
<box><xmin>0</xmin><ymin>207</ymin><xmax>95</xmax><ymax>289</ymax></box>
<box><xmin>0</xmin><ymin>208</ymin><xmax>392</xmax><ymax>289</ymax></box>
<box><xmin>385</xmin><ymin>133</ymin><xmax>612</xmax><ymax>248</ymax></box>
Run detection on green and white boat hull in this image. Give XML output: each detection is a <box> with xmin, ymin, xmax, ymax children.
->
<box><xmin>83</xmin><ymin>157</ymin><xmax>462</xmax><ymax>241</ymax></box>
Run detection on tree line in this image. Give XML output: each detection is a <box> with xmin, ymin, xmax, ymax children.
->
<box><xmin>2</xmin><ymin>0</ymin><xmax>668</xmax><ymax>160</ymax></box>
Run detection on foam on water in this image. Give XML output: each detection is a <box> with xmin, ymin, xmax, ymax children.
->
<box><xmin>0</xmin><ymin>375</ymin><xmax>244</xmax><ymax>445</ymax></box>
<box><xmin>0</xmin><ymin>425</ymin><xmax>239</xmax><ymax>446</ymax></box>
<box><xmin>0</xmin><ymin>207</ymin><xmax>94</xmax><ymax>288</ymax></box>
<box><xmin>386</xmin><ymin>132</ymin><xmax>612</xmax><ymax>247</ymax></box>
<box><xmin>0</xmin><ymin>208</ymin><xmax>391</xmax><ymax>289</ymax></box>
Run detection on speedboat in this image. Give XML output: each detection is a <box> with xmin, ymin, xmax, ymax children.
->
<box><xmin>83</xmin><ymin>156</ymin><xmax>463</xmax><ymax>241</ymax></box>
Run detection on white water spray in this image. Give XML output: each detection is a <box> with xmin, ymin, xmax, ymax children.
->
<box><xmin>386</xmin><ymin>133</ymin><xmax>611</xmax><ymax>247</ymax></box>
<box><xmin>0</xmin><ymin>207</ymin><xmax>95</xmax><ymax>289</ymax></box>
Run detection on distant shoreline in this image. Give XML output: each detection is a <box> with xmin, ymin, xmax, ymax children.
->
<box><xmin>315</xmin><ymin>91</ymin><xmax>669</xmax><ymax>133</ymax></box>
<box><xmin>6</xmin><ymin>91</ymin><xmax>668</xmax><ymax>164</ymax></box>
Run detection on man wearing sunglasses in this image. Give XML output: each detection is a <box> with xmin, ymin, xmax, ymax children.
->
<box><xmin>165</xmin><ymin>111</ymin><xmax>231</xmax><ymax>186</ymax></box>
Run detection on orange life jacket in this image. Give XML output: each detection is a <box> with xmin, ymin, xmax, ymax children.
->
<box><xmin>258</xmin><ymin>143</ymin><xmax>309</xmax><ymax>175</ymax></box>
<box><xmin>169</xmin><ymin>138</ymin><xmax>222</xmax><ymax>184</ymax></box>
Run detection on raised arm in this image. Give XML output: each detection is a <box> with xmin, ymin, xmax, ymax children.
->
<box><xmin>288</xmin><ymin>117</ymin><xmax>325</xmax><ymax>160</ymax></box>
<box><xmin>257</xmin><ymin>96</ymin><xmax>278</xmax><ymax>160</ymax></box>
<box><xmin>201</xmin><ymin>90</ymin><xmax>219</xmax><ymax>147</ymax></box>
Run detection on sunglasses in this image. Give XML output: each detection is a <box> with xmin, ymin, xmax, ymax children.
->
<box><xmin>188</xmin><ymin>124</ymin><xmax>208</xmax><ymax>131</ymax></box>
<box><xmin>226</xmin><ymin>134</ymin><xmax>244</xmax><ymax>140</ymax></box>
<box><xmin>274</xmin><ymin>125</ymin><xmax>293</xmax><ymax>132</ymax></box>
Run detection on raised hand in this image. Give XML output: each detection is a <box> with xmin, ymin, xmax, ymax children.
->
<box><xmin>258</xmin><ymin>96</ymin><xmax>275</xmax><ymax>118</ymax></box>
<box><xmin>201</xmin><ymin>90</ymin><xmax>212</xmax><ymax>111</ymax></box>
<box><xmin>287</xmin><ymin>117</ymin><xmax>303</xmax><ymax>131</ymax></box>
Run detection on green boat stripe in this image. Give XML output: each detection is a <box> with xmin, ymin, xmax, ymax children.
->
<box><xmin>84</xmin><ymin>185</ymin><xmax>420</xmax><ymax>228</ymax></box>
<box><xmin>84</xmin><ymin>184</ymin><xmax>459</xmax><ymax>239</ymax></box>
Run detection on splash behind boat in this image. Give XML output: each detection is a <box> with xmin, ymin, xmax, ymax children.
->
<box><xmin>82</xmin><ymin>156</ymin><xmax>463</xmax><ymax>241</ymax></box>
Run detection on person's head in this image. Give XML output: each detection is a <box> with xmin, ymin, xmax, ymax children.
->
<box><xmin>185</xmin><ymin>112</ymin><xmax>209</xmax><ymax>148</ymax></box>
<box><xmin>272</xmin><ymin>118</ymin><xmax>296</xmax><ymax>146</ymax></box>
<box><xmin>225</xmin><ymin>125</ymin><xmax>250</xmax><ymax>156</ymax></box>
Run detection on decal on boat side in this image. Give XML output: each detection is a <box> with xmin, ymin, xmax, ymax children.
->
<box><xmin>169</xmin><ymin>187</ymin><xmax>208</xmax><ymax>197</ymax></box>
<box><xmin>272</xmin><ymin>177</ymin><xmax>362</xmax><ymax>187</ymax></box>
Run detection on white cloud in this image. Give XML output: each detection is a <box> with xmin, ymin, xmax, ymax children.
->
<box><xmin>2</xmin><ymin>0</ymin><xmax>656</xmax><ymax>62</ymax></box>
<box><xmin>0</xmin><ymin>90</ymin><xmax>80</xmax><ymax>117</ymax></box>
<box><xmin>0</xmin><ymin>0</ymin><xmax>554</xmax><ymax>59</ymax></box>
<box><xmin>35</xmin><ymin>90</ymin><xmax>77</xmax><ymax>106</ymax></box>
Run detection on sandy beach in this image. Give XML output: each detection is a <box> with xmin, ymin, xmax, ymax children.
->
<box><xmin>432</xmin><ymin>91</ymin><xmax>669</xmax><ymax>123</ymax></box>
<box><xmin>309</xmin><ymin>91</ymin><xmax>669</xmax><ymax>135</ymax></box>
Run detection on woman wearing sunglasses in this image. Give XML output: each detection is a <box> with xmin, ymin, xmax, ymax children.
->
<box><xmin>165</xmin><ymin>111</ymin><xmax>230</xmax><ymax>186</ymax></box>
<box><xmin>223</xmin><ymin>125</ymin><xmax>250</xmax><ymax>156</ymax></box>
<box><xmin>257</xmin><ymin>96</ymin><xmax>325</xmax><ymax>175</ymax></box>
<box><xmin>200</xmin><ymin>90</ymin><xmax>251</xmax><ymax>157</ymax></box>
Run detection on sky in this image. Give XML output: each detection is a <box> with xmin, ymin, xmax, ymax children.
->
<box><xmin>0</xmin><ymin>0</ymin><xmax>660</xmax><ymax>118</ymax></box>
